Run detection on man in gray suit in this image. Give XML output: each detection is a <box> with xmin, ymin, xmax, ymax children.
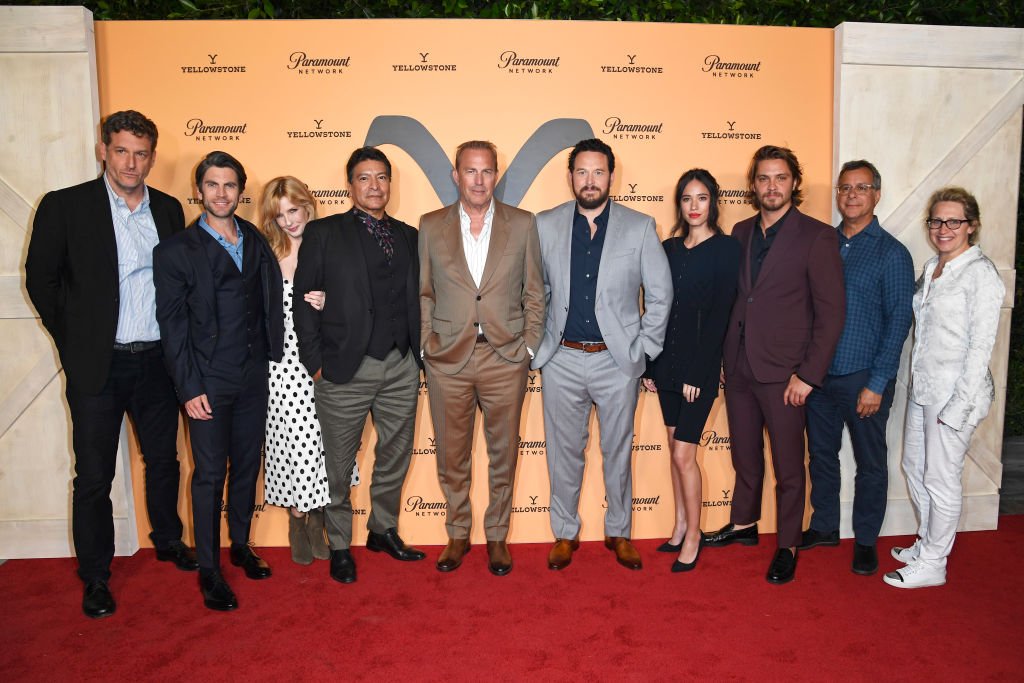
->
<box><xmin>533</xmin><ymin>138</ymin><xmax>672</xmax><ymax>571</ymax></box>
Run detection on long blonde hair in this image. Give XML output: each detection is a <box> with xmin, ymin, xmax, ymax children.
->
<box><xmin>257</xmin><ymin>176</ymin><xmax>318</xmax><ymax>259</ymax></box>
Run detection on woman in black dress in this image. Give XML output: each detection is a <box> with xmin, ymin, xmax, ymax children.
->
<box><xmin>643</xmin><ymin>169</ymin><xmax>741</xmax><ymax>572</ymax></box>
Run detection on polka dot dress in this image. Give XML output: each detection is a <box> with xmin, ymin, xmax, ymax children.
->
<box><xmin>264</xmin><ymin>279</ymin><xmax>348</xmax><ymax>512</ymax></box>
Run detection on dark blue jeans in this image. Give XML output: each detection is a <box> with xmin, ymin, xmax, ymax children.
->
<box><xmin>805</xmin><ymin>370</ymin><xmax>895</xmax><ymax>545</ymax></box>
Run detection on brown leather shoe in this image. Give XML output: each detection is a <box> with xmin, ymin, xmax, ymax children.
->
<box><xmin>436</xmin><ymin>538</ymin><xmax>470</xmax><ymax>572</ymax></box>
<box><xmin>486</xmin><ymin>540</ymin><xmax>513</xmax><ymax>576</ymax></box>
<box><xmin>548</xmin><ymin>538</ymin><xmax>580</xmax><ymax>570</ymax></box>
<box><xmin>604</xmin><ymin>536</ymin><xmax>642</xmax><ymax>570</ymax></box>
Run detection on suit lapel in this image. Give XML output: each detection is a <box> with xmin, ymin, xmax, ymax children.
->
<box><xmin>150</xmin><ymin>192</ymin><xmax>174</xmax><ymax>241</ymax></box>
<box><xmin>753</xmin><ymin>209</ymin><xmax>799</xmax><ymax>287</ymax></box>
<box><xmin>594</xmin><ymin>201</ymin><xmax>622</xmax><ymax>303</ymax></box>
<box><xmin>91</xmin><ymin>178</ymin><xmax>119</xmax><ymax>273</ymax></box>
<box><xmin>188</xmin><ymin>221</ymin><xmax>218</xmax><ymax>315</ymax></box>
<box><xmin>441</xmin><ymin>203</ymin><xmax>475</xmax><ymax>288</ymax></box>
<box><xmin>558</xmin><ymin>203</ymin><xmax>574</xmax><ymax>309</ymax></box>
<box><xmin>738</xmin><ymin>220</ymin><xmax>754</xmax><ymax>292</ymax></box>
<box><xmin>343</xmin><ymin>212</ymin><xmax>372</xmax><ymax>300</ymax></box>
<box><xmin>479</xmin><ymin>202</ymin><xmax>510</xmax><ymax>290</ymax></box>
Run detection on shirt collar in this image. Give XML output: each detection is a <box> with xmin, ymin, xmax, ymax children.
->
<box><xmin>102</xmin><ymin>172</ymin><xmax>150</xmax><ymax>213</ymax></box>
<box><xmin>835</xmin><ymin>215</ymin><xmax>882</xmax><ymax>240</ymax></box>
<box><xmin>756</xmin><ymin>205</ymin><xmax>793</xmax><ymax>235</ymax></box>
<box><xmin>941</xmin><ymin>244</ymin><xmax>983</xmax><ymax>273</ymax></box>
<box><xmin>573</xmin><ymin>199</ymin><xmax>612</xmax><ymax>229</ymax></box>
<box><xmin>458</xmin><ymin>199</ymin><xmax>495</xmax><ymax>238</ymax></box>
<box><xmin>353</xmin><ymin>207</ymin><xmax>390</xmax><ymax>228</ymax></box>
<box><xmin>198</xmin><ymin>213</ymin><xmax>241</xmax><ymax>240</ymax></box>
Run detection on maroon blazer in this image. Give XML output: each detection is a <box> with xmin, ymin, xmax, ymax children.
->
<box><xmin>723</xmin><ymin>207</ymin><xmax>845</xmax><ymax>386</ymax></box>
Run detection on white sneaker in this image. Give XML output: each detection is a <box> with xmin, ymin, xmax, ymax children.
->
<box><xmin>883</xmin><ymin>560</ymin><xmax>946</xmax><ymax>589</ymax></box>
<box><xmin>890</xmin><ymin>541</ymin><xmax>920</xmax><ymax>564</ymax></box>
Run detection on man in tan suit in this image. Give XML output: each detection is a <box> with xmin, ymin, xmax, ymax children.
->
<box><xmin>419</xmin><ymin>140</ymin><xmax>545</xmax><ymax>576</ymax></box>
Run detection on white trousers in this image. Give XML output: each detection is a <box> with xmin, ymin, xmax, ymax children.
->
<box><xmin>901</xmin><ymin>400</ymin><xmax>975</xmax><ymax>568</ymax></box>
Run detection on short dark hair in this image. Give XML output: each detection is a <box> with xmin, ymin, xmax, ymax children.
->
<box><xmin>838</xmin><ymin>159</ymin><xmax>882</xmax><ymax>190</ymax></box>
<box><xmin>195</xmin><ymin>150</ymin><xmax>247</xmax><ymax>193</ymax></box>
<box><xmin>568</xmin><ymin>138</ymin><xmax>615</xmax><ymax>174</ymax></box>
<box><xmin>454</xmin><ymin>140</ymin><xmax>498</xmax><ymax>170</ymax></box>
<box><xmin>346</xmin><ymin>146</ymin><xmax>392</xmax><ymax>183</ymax></box>
<box><xmin>101</xmin><ymin>110</ymin><xmax>158</xmax><ymax>150</ymax></box>
<box><xmin>747</xmin><ymin>145</ymin><xmax>803</xmax><ymax>209</ymax></box>
<box><xmin>671</xmin><ymin>168</ymin><xmax>723</xmax><ymax>240</ymax></box>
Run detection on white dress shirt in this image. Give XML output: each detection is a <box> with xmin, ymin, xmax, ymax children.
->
<box><xmin>104</xmin><ymin>175</ymin><xmax>161</xmax><ymax>343</ymax></box>
<box><xmin>459</xmin><ymin>199</ymin><xmax>494</xmax><ymax>337</ymax></box>
<box><xmin>909</xmin><ymin>245</ymin><xmax>1004</xmax><ymax>430</ymax></box>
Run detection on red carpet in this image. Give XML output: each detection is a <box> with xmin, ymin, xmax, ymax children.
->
<box><xmin>3</xmin><ymin>518</ymin><xmax>1022</xmax><ymax>681</ymax></box>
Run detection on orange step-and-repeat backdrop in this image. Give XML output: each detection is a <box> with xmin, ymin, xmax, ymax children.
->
<box><xmin>94</xmin><ymin>18</ymin><xmax>833</xmax><ymax>548</ymax></box>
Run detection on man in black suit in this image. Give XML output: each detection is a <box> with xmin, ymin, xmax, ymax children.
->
<box><xmin>293</xmin><ymin>147</ymin><xmax>424</xmax><ymax>584</ymax></box>
<box><xmin>26</xmin><ymin>110</ymin><xmax>196</xmax><ymax>620</ymax></box>
<box><xmin>153</xmin><ymin>151</ymin><xmax>283</xmax><ymax>611</ymax></box>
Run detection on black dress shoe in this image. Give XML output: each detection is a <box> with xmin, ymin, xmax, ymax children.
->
<box><xmin>766</xmin><ymin>548</ymin><xmax>798</xmax><ymax>584</ymax></box>
<box><xmin>330</xmin><ymin>549</ymin><xmax>357</xmax><ymax>584</ymax></box>
<box><xmin>82</xmin><ymin>580</ymin><xmax>116</xmax><ymax>619</ymax></box>
<box><xmin>798</xmin><ymin>528</ymin><xmax>840</xmax><ymax>550</ymax></box>
<box><xmin>229</xmin><ymin>545</ymin><xmax>272</xmax><ymax>580</ymax></box>
<box><xmin>199</xmin><ymin>571</ymin><xmax>238</xmax><ymax>611</ymax></box>
<box><xmin>704</xmin><ymin>523</ymin><xmax>759</xmax><ymax>547</ymax></box>
<box><xmin>852</xmin><ymin>543</ymin><xmax>879</xmax><ymax>575</ymax></box>
<box><xmin>156</xmin><ymin>542</ymin><xmax>199</xmax><ymax>571</ymax></box>
<box><xmin>656</xmin><ymin>539</ymin><xmax>683</xmax><ymax>553</ymax></box>
<box><xmin>671</xmin><ymin>535</ymin><xmax>704</xmax><ymax>573</ymax></box>
<box><xmin>366</xmin><ymin>528</ymin><xmax>426</xmax><ymax>561</ymax></box>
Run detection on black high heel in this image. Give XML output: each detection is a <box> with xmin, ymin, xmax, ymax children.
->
<box><xmin>656</xmin><ymin>539</ymin><xmax>683</xmax><ymax>553</ymax></box>
<box><xmin>671</xmin><ymin>534</ymin><xmax>704</xmax><ymax>573</ymax></box>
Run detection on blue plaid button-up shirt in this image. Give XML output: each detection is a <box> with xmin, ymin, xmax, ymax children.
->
<box><xmin>828</xmin><ymin>216</ymin><xmax>914</xmax><ymax>394</ymax></box>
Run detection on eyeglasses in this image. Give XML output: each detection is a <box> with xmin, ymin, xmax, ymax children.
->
<box><xmin>836</xmin><ymin>183</ymin><xmax>876</xmax><ymax>195</ymax></box>
<box><xmin>925</xmin><ymin>218</ymin><xmax>971</xmax><ymax>231</ymax></box>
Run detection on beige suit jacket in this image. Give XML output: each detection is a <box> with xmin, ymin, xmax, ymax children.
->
<box><xmin>419</xmin><ymin>200</ymin><xmax>545</xmax><ymax>375</ymax></box>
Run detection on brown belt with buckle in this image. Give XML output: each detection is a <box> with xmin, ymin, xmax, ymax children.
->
<box><xmin>561</xmin><ymin>340</ymin><xmax>607</xmax><ymax>353</ymax></box>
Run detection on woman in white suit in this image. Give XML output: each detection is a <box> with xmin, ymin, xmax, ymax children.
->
<box><xmin>884</xmin><ymin>186</ymin><xmax>1004</xmax><ymax>589</ymax></box>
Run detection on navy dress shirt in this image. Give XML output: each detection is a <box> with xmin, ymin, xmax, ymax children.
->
<box><xmin>564</xmin><ymin>201</ymin><xmax>610</xmax><ymax>343</ymax></box>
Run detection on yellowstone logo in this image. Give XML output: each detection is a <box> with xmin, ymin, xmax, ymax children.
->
<box><xmin>701</xmin><ymin>119</ymin><xmax>763</xmax><ymax>141</ymax></box>
<box><xmin>286</xmin><ymin>118</ymin><xmax>353</xmax><ymax>140</ymax></box>
<box><xmin>180</xmin><ymin>53</ymin><xmax>247</xmax><ymax>74</ymax></box>
<box><xmin>404</xmin><ymin>495</ymin><xmax>448</xmax><ymax>516</ymax></box>
<box><xmin>187</xmin><ymin>195</ymin><xmax>252</xmax><ymax>206</ymax></box>
<box><xmin>699</xmin><ymin>430</ymin><xmax>731</xmax><ymax>452</ymax></box>
<box><xmin>287</xmin><ymin>51</ymin><xmax>350</xmax><ymax>75</ymax></box>
<box><xmin>525</xmin><ymin>371</ymin><xmax>542</xmax><ymax>393</ymax></box>
<box><xmin>393</xmin><ymin>52</ymin><xmax>458</xmax><ymax>72</ymax></box>
<box><xmin>601</xmin><ymin>116</ymin><xmax>663</xmax><ymax>141</ymax></box>
<box><xmin>631</xmin><ymin>438</ymin><xmax>663</xmax><ymax>453</ymax></box>
<box><xmin>600</xmin><ymin>53</ymin><xmax>664</xmax><ymax>74</ymax></box>
<box><xmin>308</xmin><ymin>186</ymin><xmax>349</xmax><ymax>207</ymax></box>
<box><xmin>703</xmin><ymin>489</ymin><xmax>733</xmax><ymax>508</ymax></box>
<box><xmin>362</xmin><ymin>115</ymin><xmax>595</xmax><ymax>207</ymax></box>
<box><xmin>702</xmin><ymin>55</ymin><xmax>762</xmax><ymax>79</ymax></box>
<box><xmin>610</xmin><ymin>183</ymin><xmax>665</xmax><ymax>204</ymax></box>
<box><xmin>412</xmin><ymin>436</ymin><xmax>437</xmax><ymax>456</ymax></box>
<box><xmin>184</xmin><ymin>118</ymin><xmax>247</xmax><ymax>142</ymax></box>
<box><xmin>498</xmin><ymin>50</ymin><xmax>561</xmax><ymax>74</ymax></box>
<box><xmin>512</xmin><ymin>494</ymin><xmax>550</xmax><ymax>514</ymax></box>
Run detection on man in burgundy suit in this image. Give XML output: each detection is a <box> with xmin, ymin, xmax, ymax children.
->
<box><xmin>705</xmin><ymin>145</ymin><xmax>845</xmax><ymax>584</ymax></box>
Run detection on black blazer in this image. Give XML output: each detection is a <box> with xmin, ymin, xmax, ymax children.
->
<box><xmin>25</xmin><ymin>177</ymin><xmax>185</xmax><ymax>394</ymax></box>
<box><xmin>153</xmin><ymin>217</ymin><xmax>284</xmax><ymax>403</ymax></box>
<box><xmin>293</xmin><ymin>209</ymin><xmax>421</xmax><ymax>384</ymax></box>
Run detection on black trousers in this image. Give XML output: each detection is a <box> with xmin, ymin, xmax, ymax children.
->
<box><xmin>186</xmin><ymin>358</ymin><xmax>269</xmax><ymax>571</ymax></box>
<box><xmin>65</xmin><ymin>346</ymin><xmax>183</xmax><ymax>583</ymax></box>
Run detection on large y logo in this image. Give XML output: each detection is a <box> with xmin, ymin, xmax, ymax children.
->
<box><xmin>363</xmin><ymin>115</ymin><xmax>595</xmax><ymax>207</ymax></box>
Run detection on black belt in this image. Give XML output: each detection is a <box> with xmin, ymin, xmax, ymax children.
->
<box><xmin>113</xmin><ymin>341</ymin><xmax>160</xmax><ymax>353</ymax></box>
<box><xmin>561</xmin><ymin>340</ymin><xmax>607</xmax><ymax>353</ymax></box>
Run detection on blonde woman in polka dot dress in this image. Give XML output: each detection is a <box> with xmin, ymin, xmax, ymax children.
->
<box><xmin>257</xmin><ymin>177</ymin><xmax>358</xmax><ymax>565</ymax></box>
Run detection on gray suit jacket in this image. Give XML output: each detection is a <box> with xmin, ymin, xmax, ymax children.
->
<box><xmin>532</xmin><ymin>199</ymin><xmax>672</xmax><ymax>377</ymax></box>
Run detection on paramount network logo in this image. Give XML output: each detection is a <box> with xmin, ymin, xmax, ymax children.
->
<box><xmin>702</xmin><ymin>55</ymin><xmax>762</xmax><ymax>79</ymax></box>
<box><xmin>288</xmin><ymin>51</ymin><xmax>350</xmax><ymax>75</ymax></box>
<box><xmin>719</xmin><ymin>187</ymin><xmax>753</xmax><ymax>206</ymax></box>
<box><xmin>518</xmin><ymin>435</ymin><xmax>546</xmax><ymax>456</ymax></box>
<box><xmin>184</xmin><ymin>118</ymin><xmax>247</xmax><ymax>142</ymax></box>
<box><xmin>498</xmin><ymin>50</ymin><xmax>561</xmax><ymax>74</ymax></box>
<box><xmin>286</xmin><ymin>118</ymin><xmax>353</xmax><ymax>140</ymax></box>
<box><xmin>602</xmin><ymin>116</ymin><xmax>663</xmax><ymax>141</ymax></box>
<box><xmin>309</xmin><ymin>186</ymin><xmax>349</xmax><ymax>207</ymax></box>
<box><xmin>393</xmin><ymin>52</ymin><xmax>458</xmax><ymax>72</ymax></box>
<box><xmin>180</xmin><ymin>52</ymin><xmax>247</xmax><ymax>74</ymax></box>
<box><xmin>610</xmin><ymin>183</ymin><xmax>665</xmax><ymax>204</ymax></box>
<box><xmin>404</xmin><ymin>495</ymin><xmax>447</xmax><ymax>516</ymax></box>
<box><xmin>701</xmin><ymin>119</ymin><xmax>762</xmax><ymax>141</ymax></box>
<box><xmin>600</xmin><ymin>53</ymin><xmax>664</xmax><ymax>74</ymax></box>
<box><xmin>699</xmin><ymin>430</ymin><xmax>731</xmax><ymax>452</ymax></box>
<box><xmin>362</xmin><ymin>115</ymin><xmax>595</xmax><ymax>207</ymax></box>
<box><xmin>603</xmin><ymin>495</ymin><xmax>661</xmax><ymax>512</ymax></box>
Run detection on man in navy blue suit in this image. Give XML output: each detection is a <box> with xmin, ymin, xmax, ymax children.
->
<box><xmin>154</xmin><ymin>151</ymin><xmax>283</xmax><ymax>611</ymax></box>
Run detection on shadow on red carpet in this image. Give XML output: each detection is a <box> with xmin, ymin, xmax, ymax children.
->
<box><xmin>2</xmin><ymin>517</ymin><xmax>1022</xmax><ymax>681</ymax></box>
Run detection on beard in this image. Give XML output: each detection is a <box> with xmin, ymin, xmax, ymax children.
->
<box><xmin>575</xmin><ymin>185</ymin><xmax>609</xmax><ymax>210</ymax></box>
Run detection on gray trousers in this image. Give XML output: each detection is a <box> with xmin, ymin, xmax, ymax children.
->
<box><xmin>541</xmin><ymin>346</ymin><xmax>640</xmax><ymax>539</ymax></box>
<box><xmin>315</xmin><ymin>349</ymin><xmax>420</xmax><ymax>550</ymax></box>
